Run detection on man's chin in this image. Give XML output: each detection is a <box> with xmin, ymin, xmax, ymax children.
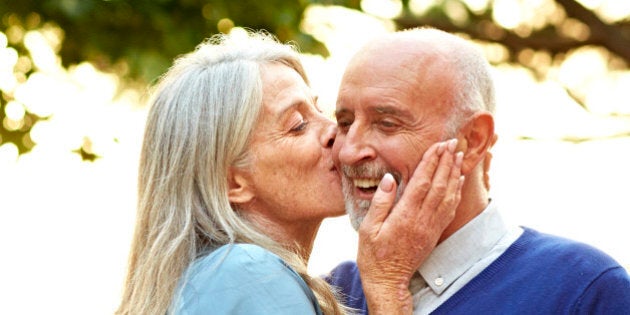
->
<box><xmin>346</xmin><ymin>199</ymin><xmax>371</xmax><ymax>231</ymax></box>
<box><xmin>345</xmin><ymin>181</ymin><xmax>404</xmax><ymax>231</ymax></box>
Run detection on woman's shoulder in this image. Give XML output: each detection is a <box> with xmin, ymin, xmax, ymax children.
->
<box><xmin>192</xmin><ymin>243</ymin><xmax>288</xmax><ymax>275</ymax></box>
<box><xmin>183</xmin><ymin>243</ymin><xmax>304</xmax><ymax>294</ymax></box>
<box><xmin>176</xmin><ymin>244</ymin><xmax>319</xmax><ymax>314</ymax></box>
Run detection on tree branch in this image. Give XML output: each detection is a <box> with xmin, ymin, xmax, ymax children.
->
<box><xmin>555</xmin><ymin>0</ymin><xmax>630</xmax><ymax>63</ymax></box>
<box><xmin>394</xmin><ymin>0</ymin><xmax>630</xmax><ymax>64</ymax></box>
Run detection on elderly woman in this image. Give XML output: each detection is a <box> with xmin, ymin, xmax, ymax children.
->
<box><xmin>116</xmin><ymin>30</ymin><xmax>462</xmax><ymax>315</ymax></box>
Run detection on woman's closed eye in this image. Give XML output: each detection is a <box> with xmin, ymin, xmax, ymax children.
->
<box><xmin>290</xmin><ymin>120</ymin><xmax>309</xmax><ymax>132</ymax></box>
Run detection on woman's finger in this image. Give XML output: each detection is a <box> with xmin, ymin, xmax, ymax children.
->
<box><xmin>419</xmin><ymin>139</ymin><xmax>459</xmax><ymax>218</ymax></box>
<box><xmin>360</xmin><ymin>173</ymin><xmax>398</xmax><ymax>237</ymax></box>
<box><xmin>393</xmin><ymin>140</ymin><xmax>448</xmax><ymax>214</ymax></box>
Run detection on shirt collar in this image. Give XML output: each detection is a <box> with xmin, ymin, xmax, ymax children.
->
<box><xmin>417</xmin><ymin>200</ymin><xmax>508</xmax><ymax>295</ymax></box>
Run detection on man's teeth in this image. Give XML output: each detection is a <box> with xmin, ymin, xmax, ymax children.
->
<box><xmin>353</xmin><ymin>179</ymin><xmax>380</xmax><ymax>189</ymax></box>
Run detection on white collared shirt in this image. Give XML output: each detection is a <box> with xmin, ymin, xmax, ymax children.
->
<box><xmin>410</xmin><ymin>201</ymin><xmax>523</xmax><ymax>315</ymax></box>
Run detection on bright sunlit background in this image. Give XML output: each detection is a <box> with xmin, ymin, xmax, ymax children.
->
<box><xmin>1</xmin><ymin>1</ymin><xmax>629</xmax><ymax>314</ymax></box>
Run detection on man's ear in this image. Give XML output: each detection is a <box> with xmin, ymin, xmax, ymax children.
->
<box><xmin>458</xmin><ymin>112</ymin><xmax>496</xmax><ymax>175</ymax></box>
<box><xmin>228</xmin><ymin>167</ymin><xmax>255</xmax><ymax>205</ymax></box>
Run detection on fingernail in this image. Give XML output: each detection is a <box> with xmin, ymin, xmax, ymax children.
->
<box><xmin>455</xmin><ymin>151</ymin><xmax>464</xmax><ymax>166</ymax></box>
<box><xmin>379</xmin><ymin>173</ymin><xmax>395</xmax><ymax>193</ymax></box>
<box><xmin>448</xmin><ymin>138</ymin><xmax>458</xmax><ymax>153</ymax></box>
<box><xmin>458</xmin><ymin>175</ymin><xmax>465</xmax><ymax>190</ymax></box>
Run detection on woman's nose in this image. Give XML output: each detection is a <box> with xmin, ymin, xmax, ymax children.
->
<box><xmin>321</xmin><ymin>119</ymin><xmax>337</xmax><ymax>148</ymax></box>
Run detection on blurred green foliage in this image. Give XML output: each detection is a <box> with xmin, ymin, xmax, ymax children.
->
<box><xmin>1</xmin><ymin>0</ymin><xmax>329</xmax><ymax>155</ymax></box>
<box><xmin>1</xmin><ymin>0</ymin><xmax>628</xmax><ymax>157</ymax></box>
<box><xmin>1</xmin><ymin>0</ymin><xmax>328</xmax><ymax>81</ymax></box>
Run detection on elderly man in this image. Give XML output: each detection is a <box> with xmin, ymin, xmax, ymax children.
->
<box><xmin>327</xmin><ymin>27</ymin><xmax>630</xmax><ymax>314</ymax></box>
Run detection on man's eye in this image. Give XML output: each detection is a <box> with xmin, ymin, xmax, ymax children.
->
<box><xmin>378</xmin><ymin>120</ymin><xmax>398</xmax><ymax>130</ymax></box>
<box><xmin>336</xmin><ymin>119</ymin><xmax>352</xmax><ymax>130</ymax></box>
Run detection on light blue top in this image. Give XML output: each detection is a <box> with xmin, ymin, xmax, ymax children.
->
<box><xmin>172</xmin><ymin>243</ymin><xmax>322</xmax><ymax>315</ymax></box>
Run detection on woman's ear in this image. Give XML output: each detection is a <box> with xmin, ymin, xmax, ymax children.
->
<box><xmin>227</xmin><ymin>167</ymin><xmax>255</xmax><ymax>205</ymax></box>
<box><xmin>458</xmin><ymin>112</ymin><xmax>496</xmax><ymax>175</ymax></box>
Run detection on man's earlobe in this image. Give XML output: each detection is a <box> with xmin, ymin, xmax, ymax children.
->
<box><xmin>228</xmin><ymin>168</ymin><xmax>255</xmax><ymax>204</ymax></box>
<box><xmin>460</xmin><ymin>112</ymin><xmax>495</xmax><ymax>175</ymax></box>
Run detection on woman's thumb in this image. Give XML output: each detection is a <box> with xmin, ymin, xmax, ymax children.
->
<box><xmin>361</xmin><ymin>173</ymin><xmax>397</xmax><ymax>229</ymax></box>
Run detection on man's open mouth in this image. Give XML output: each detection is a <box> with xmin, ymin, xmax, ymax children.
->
<box><xmin>353</xmin><ymin>178</ymin><xmax>380</xmax><ymax>193</ymax></box>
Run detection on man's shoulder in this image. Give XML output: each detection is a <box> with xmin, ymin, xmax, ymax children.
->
<box><xmin>516</xmin><ymin>227</ymin><xmax>622</xmax><ymax>271</ymax></box>
<box><xmin>432</xmin><ymin>227</ymin><xmax>630</xmax><ymax>314</ymax></box>
<box><xmin>326</xmin><ymin>260</ymin><xmax>362</xmax><ymax>288</ymax></box>
<box><xmin>325</xmin><ymin>261</ymin><xmax>367</xmax><ymax>312</ymax></box>
<box><xmin>498</xmin><ymin>228</ymin><xmax>629</xmax><ymax>291</ymax></box>
<box><xmin>328</xmin><ymin>261</ymin><xmax>360</xmax><ymax>276</ymax></box>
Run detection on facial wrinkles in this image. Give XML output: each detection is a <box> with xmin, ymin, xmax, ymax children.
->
<box><xmin>340</xmin><ymin>62</ymin><xmax>432</xmax><ymax>227</ymax></box>
<box><xmin>259</xmin><ymin>104</ymin><xmax>317</xmax><ymax>146</ymax></box>
<box><xmin>339</xmin><ymin>121</ymin><xmax>430</xmax><ymax>230</ymax></box>
<box><xmin>337</xmin><ymin>45</ymin><xmax>439</xmax><ymax>230</ymax></box>
<box><xmin>252</xmin><ymin>65</ymin><xmax>322</xmax><ymax>181</ymax></box>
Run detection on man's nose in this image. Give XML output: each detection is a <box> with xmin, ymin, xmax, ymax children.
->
<box><xmin>337</xmin><ymin>124</ymin><xmax>376</xmax><ymax>166</ymax></box>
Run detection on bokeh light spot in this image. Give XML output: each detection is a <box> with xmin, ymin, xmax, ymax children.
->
<box><xmin>444</xmin><ymin>0</ymin><xmax>469</xmax><ymax>26</ymax></box>
<box><xmin>0</xmin><ymin>32</ymin><xmax>7</xmax><ymax>47</ymax></box>
<box><xmin>217</xmin><ymin>18</ymin><xmax>234</xmax><ymax>34</ymax></box>
<box><xmin>3</xmin><ymin>116</ymin><xmax>24</xmax><ymax>131</ymax></box>
<box><xmin>361</xmin><ymin>0</ymin><xmax>403</xmax><ymax>19</ymax></box>
<box><xmin>5</xmin><ymin>24</ymin><xmax>24</xmax><ymax>44</ymax></box>
<box><xmin>4</xmin><ymin>101</ymin><xmax>26</xmax><ymax>121</ymax></box>
<box><xmin>409</xmin><ymin>0</ymin><xmax>437</xmax><ymax>16</ymax></box>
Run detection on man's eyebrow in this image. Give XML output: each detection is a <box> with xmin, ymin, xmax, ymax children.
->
<box><xmin>335</xmin><ymin>105</ymin><xmax>413</xmax><ymax>118</ymax></box>
<box><xmin>372</xmin><ymin>105</ymin><xmax>412</xmax><ymax>117</ymax></box>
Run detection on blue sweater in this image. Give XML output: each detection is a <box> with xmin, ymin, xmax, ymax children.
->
<box><xmin>326</xmin><ymin>227</ymin><xmax>630</xmax><ymax>314</ymax></box>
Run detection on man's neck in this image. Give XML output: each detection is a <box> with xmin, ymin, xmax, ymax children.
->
<box><xmin>438</xmin><ymin>175</ymin><xmax>489</xmax><ymax>243</ymax></box>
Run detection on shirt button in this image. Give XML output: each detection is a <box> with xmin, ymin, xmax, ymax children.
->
<box><xmin>434</xmin><ymin>277</ymin><xmax>444</xmax><ymax>286</ymax></box>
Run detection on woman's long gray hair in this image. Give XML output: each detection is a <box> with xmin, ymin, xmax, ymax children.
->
<box><xmin>117</xmin><ymin>30</ymin><xmax>344</xmax><ymax>315</ymax></box>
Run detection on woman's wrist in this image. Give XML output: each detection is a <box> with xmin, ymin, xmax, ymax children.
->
<box><xmin>361</xmin><ymin>277</ymin><xmax>413</xmax><ymax>315</ymax></box>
